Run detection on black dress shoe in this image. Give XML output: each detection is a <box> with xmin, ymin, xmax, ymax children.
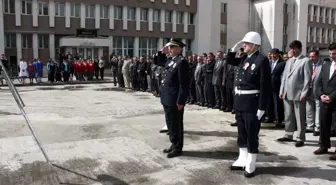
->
<box><xmin>263</xmin><ymin>119</ymin><xmax>274</xmax><ymax>123</ymax></box>
<box><xmin>277</xmin><ymin>137</ymin><xmax>294</xmax><ymax>142</ymax></box>
<box><xmin>167</xmin><ymin>150</ymin><xmax>182</xmax><ymax>158</ymax></box>
<box><xmin>224</xmin><ymin>108</ymin><xmax>232</xmax><ymax>112</ymax></box>
<box><xmin>329</xmin><ymin>154</ymin><xmax>336</xmax><ymax>161</ymax></box>
<box><xmin>313</xmin><ymin>131</ymin><xmax>320</xmax><ymax>136</ymax></box>
<box><xmin>295</xmin><ymin>141</ymin><xmax>304</xmax><ymax>147</ymax></box>
<box><xmin>230</xmin><ymin>166</ymin><xmax>244</xmax><ymax>171</ymax></box>
<box><xmin>313</xmin><ymin>147</ymin><xmax>328</xmax><ymax>155</ymax></box>
<box><xmin>244</xmin><ymin>171</ymin><xmax>255</xmax><ymax>178</ymax></box>
<box><xmin>159</xmin><ymin>129</ymin><xmax>168</xmax><ymax>133</ymax></box>
<box><xmin>275</xmin><ymin>123</ymin><xmax>285</xmax><ymax>128</ymax></box>
<box><xmin>306</xmin><ymin>129</ymin><xmax>314</xmax><ymax>133</ymax></box>
<box><xmin>163</xmin><ymin>148</ymin><xmax>172</xmax><ymax>153</ymax></box>
<box><xmin>231</xmin><ymin>110</ymin><xmax>235</xmax><ymax>114</ymax></box>
<box><xmin>230</xmin><ymin>122</ymin><xmax>238</xmax><ymax>127</ymax></box>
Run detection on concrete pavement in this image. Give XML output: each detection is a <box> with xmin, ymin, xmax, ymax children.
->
<box><xmin>0</xmin><ymin>84</ymin><xmax>335</xmax><ymax>185</ymax></box>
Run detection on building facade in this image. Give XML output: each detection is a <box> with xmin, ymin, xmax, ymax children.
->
<box><xmin>0</xmin><ymin>0</ymin><xmax>196</xmax><ymax>65</ymax></box>
<box><xmin>250</xmin><ymin>0</ymin><xmax>336</xmax><ymax>55</ymax></box>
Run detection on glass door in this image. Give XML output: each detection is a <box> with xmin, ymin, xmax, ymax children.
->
<box><xmin>86</xmin><ymin>48</ymin><xmax>92</xmax><ymax>60</ymax></box>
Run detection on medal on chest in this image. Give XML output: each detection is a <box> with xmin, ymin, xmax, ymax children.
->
<box><xmin>243</xmin><ymin>62</ymin><xmax>250</xmax><ymax>70</ymax></box>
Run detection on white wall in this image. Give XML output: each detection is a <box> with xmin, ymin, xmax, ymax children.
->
<box><xmin>193</xmin><ymin>0</ymin><xmax>249</xmax><ymax>54</ymax></box>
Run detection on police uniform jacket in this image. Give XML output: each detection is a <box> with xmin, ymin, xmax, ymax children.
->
<box><xmin>226</xmin><ymin>51</ymin><xmax>271</xmax><ymax>113</ymax></box>
<box><xmin>160</xmin><ymin>54</ymin><xmax>189</xmax><ymax>106</ymax></box>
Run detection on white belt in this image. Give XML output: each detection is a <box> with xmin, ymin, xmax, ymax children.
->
<box><xmin>235</xmin><ymin>87</ymin><xmax>260</xmax><ymax>95</ymax></box>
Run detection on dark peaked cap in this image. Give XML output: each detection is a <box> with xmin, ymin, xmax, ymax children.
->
<box><xmin>165</xmin><ymin>38</ymin><xmax>186</xmax><ymax>48</ymax></box>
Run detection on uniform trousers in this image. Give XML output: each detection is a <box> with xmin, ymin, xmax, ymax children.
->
<box><xmin>236</xmin><ymin>110</ymin><xmax>261</xmax><ymax>153</ymax></box>
<box><xmin>319</xmin><ymin>103</ymin><xmax>336</xmax><ymax>148</ymax></box>
<box><xmin>163</xmin><ymin>105</ymin><xmax>184</xmax><ymax>152</ymax></box>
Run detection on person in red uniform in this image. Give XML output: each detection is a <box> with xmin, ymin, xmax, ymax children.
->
<box><xmin>77</xmin><ymin>60</ymin><xmax>83</xmax><ymax>81</ymax></box>
<box><xmin>88</xmin><ymin>60</ymin><xmax>94</xmax><ymax>80</ymax></box>
<box><xmin>82</xmin><ymin>60</ymin><xmax>88</xmax><ymax>81</ymax></box>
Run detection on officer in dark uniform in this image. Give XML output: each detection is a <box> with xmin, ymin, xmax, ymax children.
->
<box><xmin>226</xmin><ymin>32</ymin><xmax>271</xmax><ymax>178</ymax></box>
<box><xmin>155</xmin><ymin>38</ymin><xmax>189</xmax><ymax>158</ymax></box>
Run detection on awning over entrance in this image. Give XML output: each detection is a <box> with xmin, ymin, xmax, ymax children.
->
<box><xmin>59</xmin><ymin>37</ymin><xmax>110</xmax><ymax>47</ymax></box>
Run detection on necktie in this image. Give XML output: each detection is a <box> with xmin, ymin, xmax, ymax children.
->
<box><xmin>312</xmin><ymin>64</ymin><xmax>316</xmax><ymax>77</ymax></box>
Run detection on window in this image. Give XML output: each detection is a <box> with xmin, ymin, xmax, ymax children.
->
<box><xmin>283</xmin><ymin>25</ymin><xmax>288</xmax><ymax>35</ymax></box>
<box><xmin>100</xmin><ymin>5</ymin><xmax>109</xmax><ymax>19</ymax></box>
<box><xmin>153</xmin><ymin>9</ymin><xmax>160</xmax><ymax>22</ymax></box>
<box><xmin>22</xmin><ymin>34</ymin><xmax>32</xmax><ymax>49</ymax></box>
<box><xmin>114</xmin><ymin>6</ymin><xmax>122</xmax><ymax>20</ymax></box>
<box><xmin>113</xmin><ymin>36</ymin><xmax>123</xmax><ymax>56</ymax></box>
<box><xmin>71</xmin><ymin>4</ymin><xmax>80</xmax><ymax>17</ymax></box>
<box><xmin>221</xmin><ymin>3</ymin><xmax>227</xmax><ymax>13</ymax></box>
<box><xmin>321</xmin><ymin>28</ymin><xmax>325</xmax><ymax>37</ymax></box>
<box><xmin>140</xmin><ymin>8</ymin><xmax>148</xmax><ymax>22</ymax></box>
<box><xmin>124</xmin><ymin>37</ymin><xmax>134</xmax><ymax>57</ymax></box>
<box><xmin>220</xmin><ymin>24</ymin><xmax>227</xmax><ymax>34</ymax></box>
<box><xmin>313</xmin><ymin>6</ymin><xmax>317</xmax><ymax>16</ymax></box>
<box><xmin>21</xmin><ymin>0</ymin><xmax>32</xmax><ymax>15</ymax></box>
<box><xmin>5</xmin><ymin>33</ymin><xmax>16</xmax><ymax>48</ymax></box>
<box><xmin>38</xmin><ymin>2</ymin><xmax>49</xmax><ymax>16</ymax></box>
<box><xmin>4</xmin><ymin>0</ymin><xmax>15</xmax><ymax>13</ymax></box>
<box><xmin>284</xmin><ymin>3</ymin><xmax>288</xmax><ymax>14</ymax></box>
<box><xmin>309</xmin><ymin>27</ymin><xmax>313</xmax><ymax>36</ymax></box>
<box><xmin>332</xmin><ymin>9</ymin><xmax>336</xmax><ymax>18</ymax></box>
<box><xmin>86</xmin><ymin>5</ymin><xmax>95</xmax><ymax>18</ymax></box>
<box><xmin>139</xmin><ymin>38</ymin><xmax>148</xmax><ymax>57</ymax></box>
<box><xmin>55</xmin><ymin>2</ymin><xmax>65</xmax><ymax>17</ymax></box>
<box><xmin>186</xmin><ymin>39</ymin><xmax>192</xmax><ymax>51</ymax></box>
<box><xmin>138</xmin><ymin>38</ymin><xmax>157</xmax><ymax>57</ymax></box>
<box><xmin>327</xmin><ymin>29</ymin><xmax>330</xmax><ymax>38</ymax></box>
<box><xmin>176</xmin><ymin>12</ymin><xmax>183</xmax><ymax>24</ymax></box>
<box><xmin>320</xmin><ymin>7</ymin><xmax>323</xmax><ymax>17</ymax></box>
<box><xmin>316</xmin><ymin>28</ymin><xmax>319</xmax><ymax>37</ymax></box>
<box><xmin>163</xmin><ymin>38</ymin><xmax>170</xmax><ymax>46</ymax></box>
<box><xmin>165</xmin><ymin>11</ymin><xmax>172</xmax><ymax>23</ymax></box>
<box><xmin>188</xmin><ymin>13</ymin><xmax>194</xmax><ymax>24</ymax></box>
<box><xmin>38</xmin><ymin>35</ymin><xmax>49</xmax><ymax>49</ymax></box>
<box><xmin>325</xmin><ymin>8</ymin><xmax>329</xmax><ymax>18</ymax></box>
<box><xmin>127</xmin><ymin>7</ymin><xmax>136</xmax><ymax>20</ymax></box>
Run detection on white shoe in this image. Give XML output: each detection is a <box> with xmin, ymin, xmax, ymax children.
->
<box><xmin>244</xmin><ymin>153</ymin><xmax>257</xmax><ymax>177</ymax></box>
<box><xmin>230</xmin><ymin>148</ymin><xmax>247</xmax><ymax>170</ymax></box>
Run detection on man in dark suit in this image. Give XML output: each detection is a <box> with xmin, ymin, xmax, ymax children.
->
<box><xmin>265</xmin><ymin>48</ymin><xmax>286</xmax><ymax>126</ymax></box>
<box><xmin>159</xmin><ymin>39</ymin><xmax>189</xmax><ymax>158</ymax></box>
<box><xmin>187</xmin><ymin>55</ymin><xmax>197</xmax><ymax>104</ymax></box>
<box><xmin>313</xmin><ymin>43</ymin><xmax>336</xmax><ymax>161</ymax></box>
<box><xmin>222</xmin><ymin>54</ymin><xmax>237</xmax><ymax>113</ymax></box>
<box><xmin>205</xmin><ymin>53</ymin><xmax>216</xmax><ymax>108</ymax></box>
<box><xmin>227</xmin><ymin>32</ymin><xmax>271</xmax><ymax>178</ymax></box>
<box><xmin>212</xmin><ymin>51</ymin><xmax>225</xmax><ymax>110</ymax></box>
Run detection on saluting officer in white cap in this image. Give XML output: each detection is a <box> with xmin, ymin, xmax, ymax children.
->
<box><xmin>226</xmin><ymin>32</ymin><xmax>271</xmax><ymax>177</ymax></box>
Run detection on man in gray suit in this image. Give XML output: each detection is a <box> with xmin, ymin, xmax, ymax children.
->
<box><xmin>306</xmin><ymin>50</ymin><xmax>323</xmax><ymax>136</ymax></box>
<box><xmin>278</xmin><ymin>40</ymin><xmax>312</xmax><ymax>147</ymax></box>
<box><xmin>195</xmin><ymin>56</ymin><xmax>205</xmax><ymax>105</ymax></box>
<box><xmin>212</xmin><ymin>51</ymin><xmax>225</xmax><ymax>109</ymax></box>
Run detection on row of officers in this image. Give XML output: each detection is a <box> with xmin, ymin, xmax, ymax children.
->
<box><xmin>151</xmin><ymin>34</ymin><xmax>336</xmax><ymax>179</ymax></box>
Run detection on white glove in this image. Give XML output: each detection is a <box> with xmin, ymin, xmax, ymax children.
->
<box><xmin>231</xmin><ymin>41</ymin><xmax>243</xmax><ymax>52</ymax></box>
<box><xmin>256</xmin><ymin>110</ymin><xmax>265</xmax><ymax>120</ymax></box>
